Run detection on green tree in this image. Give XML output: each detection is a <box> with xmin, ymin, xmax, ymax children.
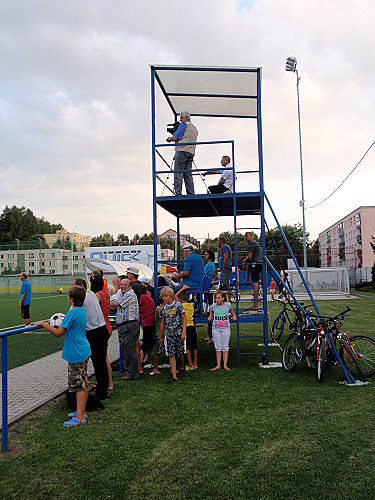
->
<box><xmin>1</xmin><ymin>264</ymin><xmax>22</xmax><ymax>275</ymax></box>
<box><xmin>265</xmin><ymin>224</ymin><xmax>306</xmax><ymax>269</ymax></box>
<box><xmin>308</xmin><ymin>238</ymin><xmax>320</xmax><ymax>268</ymax></box>
<box><xmin>53</xmin><ymin>238</ymin><xmax>77</xmax><ymax>251</ymax></box>
<box><xmin>137</xmin><ymin>233</ymin><xmax>153</xmax><ymax>244</ymax></box>
<box><xmin>201</xmin><ymin>232</ymin><xmax>247</xmax><ymax>255</ymax></box>
<box><xmin>90</xmin><ymin>233</ymin><xmax>114</xmax><ymax>247</ymax></box>
<box><xmin>0</xmin><ymin>205</ymin><xmax>63</xmax><ymax>242</ymax></box>
<box><xmin>116</xmin><ymin>233</ymin><xmax>129</xmax><ymax>245</ymax></box>
<box><xmin>160</xmin><ymin>237</ymin><xmax>175</xmax><ymax>251</ymax></box>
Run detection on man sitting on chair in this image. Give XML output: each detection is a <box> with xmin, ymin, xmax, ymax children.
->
<box><xmin>207</xmin><ymin>156</ymin><xmax>233</xmax><ymax>194</ymax></box>
<box><xmin>172</xmin><ymin>244</ymin><xmax>204</xmax><ymax>299</ymax></box>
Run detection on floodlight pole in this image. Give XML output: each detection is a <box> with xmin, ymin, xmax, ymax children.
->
<box><xmin>71</xmin><ymin>226</ymin><xmax>77</xmax><ymax>276</ymax></box>
<box><xmin>286</xmin><ymin>57</ymin><xmax>307</xmax><ymax>269</ymax></box>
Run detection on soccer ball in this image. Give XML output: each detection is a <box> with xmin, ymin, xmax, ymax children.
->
<box><xmin>49</xmin><ymin>312</ymin><xmax>65</xmax><ymax>329</ymax></box>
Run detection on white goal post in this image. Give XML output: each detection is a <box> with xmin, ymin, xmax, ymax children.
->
<box><xmin>287</xmin><ymin>268</ymin><xmax>350</xmax><ymax>297</ymax></box>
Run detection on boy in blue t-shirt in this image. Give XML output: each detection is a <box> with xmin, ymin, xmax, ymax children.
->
<box><xmin>36</xmin><ymin>285</ymin><xmax>91</xmax><ymax>427</ymax></box>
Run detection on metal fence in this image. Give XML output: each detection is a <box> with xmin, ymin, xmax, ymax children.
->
<box><xmin>0</xmin><ymin>274</ymin><xmax>86</xmax><ymax>294</ymax></box>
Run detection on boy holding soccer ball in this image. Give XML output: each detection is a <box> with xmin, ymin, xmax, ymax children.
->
<box><xmin>35</xmin><ymin>285</ymin><xmax>91</xmax><ymax>427</ymax></box>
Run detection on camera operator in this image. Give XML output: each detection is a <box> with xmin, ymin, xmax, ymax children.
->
<box><xmin>166</xmin><ymin>111</ymin><xmax>198</xmax><ymax>196</ymax></box>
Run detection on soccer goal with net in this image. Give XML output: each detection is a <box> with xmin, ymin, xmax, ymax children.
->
<box><xmin>287</xmin><ymin>268</ymin><xmax>350</xmax><ymax>297</ymax></box>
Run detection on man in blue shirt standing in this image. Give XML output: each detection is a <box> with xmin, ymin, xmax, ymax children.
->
<box><xmin>217</xmin><ymin>236</ymin><xmax>232</xmax><ymax>290</ymax></box>
<box><xmin>19</xmin><ymin>272</ymin><xmax>32</xmax><ymax>327</ymax></box>
<box><xmin>166</xmin><ymin>111</ymin><xmax>198</xmax><ymax>196</ymax></box>
<box><xmin>172</xmin><ymin>243</ymin><xmax>204</xmax><ymax>293</ymax></box>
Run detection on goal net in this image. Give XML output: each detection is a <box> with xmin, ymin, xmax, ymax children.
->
<box><xmin>287</xmin><ymin>268</ymin><xmax>350</xmax><ymax>297</ymax></box>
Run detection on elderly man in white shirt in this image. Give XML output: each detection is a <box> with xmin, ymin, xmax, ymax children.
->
<box><xmin>206</xmin><ymin>156</ymin><xmax>233</xmax><ymax>194</ymax></box>
<box><xmin>74</xmin><ymin>278</ymin><xmax>109</xmax><ymax>400</ymax></box>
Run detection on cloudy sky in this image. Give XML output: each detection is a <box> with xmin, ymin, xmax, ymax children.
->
<box><xmin>1</xmin><ymin>0</ymin><xmax>374</xmax><ymax>244</ymax></box>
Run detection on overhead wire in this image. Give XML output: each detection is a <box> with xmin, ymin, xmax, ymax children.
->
<box><xmin>306</xmin><ymin>139</ymin><xmax>375</xmax><ymax>209</ymax></box>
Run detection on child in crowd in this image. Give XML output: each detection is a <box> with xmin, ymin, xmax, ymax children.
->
<box><xmin>36</xmin><ymin>285</ymin><xmax>91</xmax><ymax>427</ymax></box>
<box><xmin>269</xmin><ymin>277</ymin><xmax>276</xmax><ymax>301</ymax></box>
<box><xmin>159</xmin><ymin>287</ymin><xmax>186</xmax><ymax>383</ymax></box>
<box><xmin>177</xmin><ymin>291</ymin><xmax>198</xmax><ymax>370</ymax></box>
<box><xmin>151</xmin><ymin>296</ymin><xmax>163</xmax><ymax>375</ymax></box>
<box><xmin>208</xmin><ymin>290</ymin><xmax>237</xmax><ymax>372</ymax></box>
<box><xmin>139</xmin><ymin>287</ymin><xmax>155</xmax><ymax>365</ymax></box>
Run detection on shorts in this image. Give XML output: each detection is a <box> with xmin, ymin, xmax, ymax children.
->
<box><xmin>21</xmin><ymin>304</ymin><xmax>30</xmax><ymax>319</ymax></box>
<box><xmin>165</xmin><ymin>331</ymin><xmax>184</xmax><ymax>357</ymax></box>
<box><xmin>246</xmin><ymin>263</ymin><xmax>262</xmax><ymax>282</ymax></box>
<box><xmin>186</xmin><ymin>325</ymin><xmax>197</xmax><ymax>351</ymax></box>
<box><xmin>68</xmin><ymin>359</ymin><xmax>90</xmax><ymax>392</ymax></box>
<box><xmin>142</xmin><ymin>324</ymin><xmax>155</xmax><ymax>352</ymax></box>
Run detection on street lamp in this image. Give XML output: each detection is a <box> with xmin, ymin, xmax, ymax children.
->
<box><xmin>285</xmin><ymin>56</ymin><xmax>308</xmax><ymax>269</ymax></box>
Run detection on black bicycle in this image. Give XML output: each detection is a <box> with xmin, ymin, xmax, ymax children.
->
<box><xmin>271</xmin><ymin>300</ymin><xmax>312</xmax><ymax>343</ymax></box>
<box><xmin>282</xmin><ymin>306</ymin><xmax>375</xmax><ymax>383</ymax></box>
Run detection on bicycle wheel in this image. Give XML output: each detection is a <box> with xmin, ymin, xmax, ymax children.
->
<box><xmin>339</xmin><ymin>338</ymin><xmax>366</xmax><ymax>382</ymax></box>
<box><xmin>271</xmin><ymin>313</ymin><xmax>285</xmax><ymax>342</ymax></box>
<box><xmin>347</xmin><ymin>336</ymin><xmax>375</xmax><ymax>377</ymax></box>
<box><xmin>317</xmin><ymin>336</ymin><xmax>325</xmax><ymax>383</ymax></box>
<box><xmin>282</xmin><ymin>332</ymin><xmax>303</xmax><ymax>371</ymax></box>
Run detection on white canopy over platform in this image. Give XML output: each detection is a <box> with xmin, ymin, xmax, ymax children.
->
<box><xmin>153</xmin><ymin>65</ymin><xmax>261</xmax><ymax>118</ymax></box>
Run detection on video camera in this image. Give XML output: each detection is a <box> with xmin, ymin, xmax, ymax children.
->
<box><xmin>167</xmin><ymin>122</ymin><xmax>180</xmax><ymax>135</ymax></box>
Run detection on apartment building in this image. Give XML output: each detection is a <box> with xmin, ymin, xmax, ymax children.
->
<box><xmin>43</xmin><ymin>230</ymin><xmax>92</xmax><ymax>251</ymax></box>
<box><xmin>319</xmin><ymin>206</ymin><xmax>375</xmax><ymax>269</ymax></box>
<box><xmin>0</xmin><ymin>249</ymin><xmax>85</xmax><ymax>275</ymax></box>
<box><xmin>159</xmin><ymin>229</ymin><xmax>199</xmax><ymax>249</ymax></box>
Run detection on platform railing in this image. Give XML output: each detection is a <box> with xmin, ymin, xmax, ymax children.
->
<box><xmin>1</xmin><ymin>324</ymin><xmax>43</xmax><ymax>452</ymax></box>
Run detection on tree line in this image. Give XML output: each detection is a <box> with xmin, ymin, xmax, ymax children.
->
<box><xmin>90</xmin><ymin>225</ymin><xmax>320</xmax><ymax>269</ymax></box>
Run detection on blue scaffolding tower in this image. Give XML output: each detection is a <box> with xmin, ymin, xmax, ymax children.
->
<box><xmin>150</xmin><ymin>65</ymin><xmax>358</xmax><ymax>381</ymax></box>
<box><xmin>151</xmin><ymin>65</ymin><xmax>269</xmax><ymax>365</ymax></box>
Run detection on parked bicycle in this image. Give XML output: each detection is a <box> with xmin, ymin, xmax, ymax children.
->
<box><xmin>282</xmin><ymin>306</ymin><xmax>375</xmax><ymax>383</ymax></box>
<box><xmin>271</xmin><ymin>300</ymin><xmax>312</xmax><ymax>343</ymax></box>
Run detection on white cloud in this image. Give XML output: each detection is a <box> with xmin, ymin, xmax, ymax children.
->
<box><xmin>0</xmin><ymin>0</ymin><xmax>374</xmax><ymax>244</ymax></box>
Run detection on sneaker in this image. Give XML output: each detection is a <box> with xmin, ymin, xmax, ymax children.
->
<box><xmin>68</xmin><ymin>411</ymin><xmax>87</xmax><ymax>419</ymax></box>
<box><xmin>177</xmin><ymin>369</ymin><xmax>185</xmax><ymax>378</ymax></box>
<box><xmin>166</xmin><ymin>376</ymin><xmax>177</xmax><ymax>383</ymax></box>
<box><xmin>63</xmin><ymin>417</ymin><xmax>86</xmax><ymax>428</ymax></box>
<box><xmin>185</xmin><ymin>366</ymin><xmax>194</xmax><ymax>371</ymax></box>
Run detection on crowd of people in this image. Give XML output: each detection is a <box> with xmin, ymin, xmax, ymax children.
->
<box><xmin>31</xmin><ymin>228</ymin><xmax>270</xmax><ymax>428</ymax></box>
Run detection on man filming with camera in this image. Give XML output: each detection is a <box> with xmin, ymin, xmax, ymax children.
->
<box><xmin>166</xmin><ymin>111</ymin><xmax>198</xmax><ymax>196</ymax></box>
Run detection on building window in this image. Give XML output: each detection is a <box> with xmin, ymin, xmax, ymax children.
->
<box><xmin>62</xmin><ymin>264</ymin><xmax>68</xmax><ymax>269</ymax></box>
<box><xmin>39</xmin><ymin>253</ymin><xmax>44</xmax><ymax>258</ymax></box>
<box><xmin>29</xmin><ymin>253</ymin><xmax>34</xmax><ymax>258</ymax></box>
<box><xmin>49</xmin><ymin>261</ymin><xmax>55</xmax><ymax>267</ymax></box>
<box><xmin>49</xmin><ymin>270</ymin><xmax>55</xmax><ymax>274</ymax></box>
<box><xmin>49</xmin><ymin>252</ymin><xmax>55</xmax><ymax>258</ymax></box>
<box><xmin>73</xmin><ymin>264</ymin><xmax>79</xmax><ymax>270</ymax></box>
<box><xmin>29</xmin><ymin>270</ymin><xmax>34</xmax><ymax>274</ymax></box>
<box><xmin>29</xmin><ymin>262</ymin><xmax>34</xmax><ymax>267</ymax></box>
<box><xmin>62</xmin><ymin>256</ymin><xmax>68</xmax><ymax>261</ymax></box>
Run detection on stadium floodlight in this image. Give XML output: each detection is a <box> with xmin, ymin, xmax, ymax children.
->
<box><xmin>285</xmin><ymin>56</ymin><xmax>307</xmax><ymax>269</ymax></box>
<box><xmin>285</xmin><ymin>56</ymin><xmax>297</xmax><ymax>72</ymax></box>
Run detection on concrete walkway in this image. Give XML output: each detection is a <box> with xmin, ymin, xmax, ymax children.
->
<box><xmin>0</xmin><ymin>332</ymin><xmax>119</xmax><ymax>428</ymax></box>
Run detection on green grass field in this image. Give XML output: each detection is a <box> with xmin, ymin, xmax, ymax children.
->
<box><xmin>0</xmin><ymin>294</ymin><xmax>375</xmax><ymax>498</ymax></box>
<box><xmin>0</xmin><ymin>293</ymin><xmax>70</xmax><ymax>370</ymax></box>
